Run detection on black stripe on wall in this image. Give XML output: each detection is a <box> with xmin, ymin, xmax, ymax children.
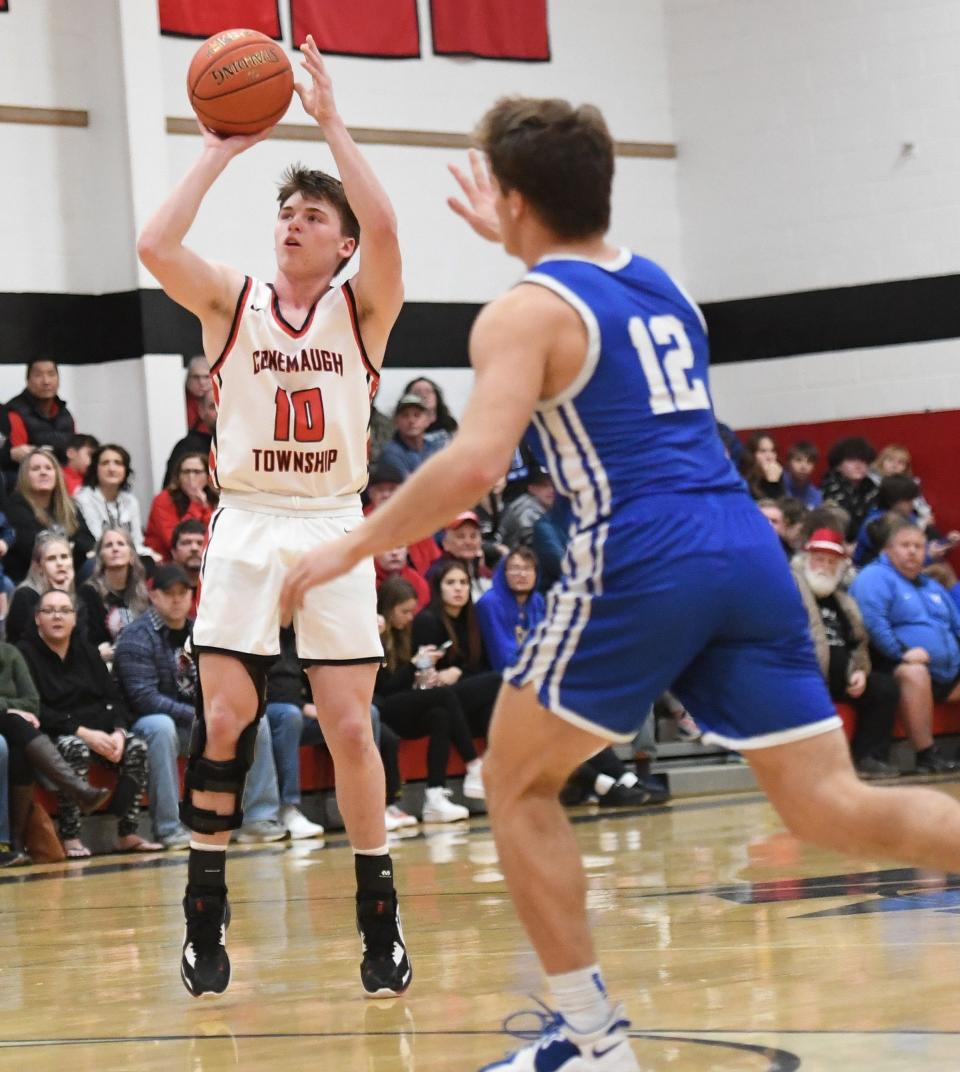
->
<box><xmin>2</xmin><ymin>274</ymin><xmax>960</xmax><ymax>368</ymax></box>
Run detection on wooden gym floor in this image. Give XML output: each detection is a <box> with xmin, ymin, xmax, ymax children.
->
<box><xmin>1</xmin><ymin>783</ymin><xmax>959</xmax><ymax>1070</ymax></box>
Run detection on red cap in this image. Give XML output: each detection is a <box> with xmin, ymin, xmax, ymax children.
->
<box><xmin>805</xmin><ymin>528</ymin><xmax>846</xmax><ymax>556</ymax></box>
<box><xmin>446</xmin><ymin>510</ymin><xmax>480</xmax><ymax>530</ymax></box>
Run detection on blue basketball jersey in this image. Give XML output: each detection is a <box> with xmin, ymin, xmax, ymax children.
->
<box><xmin>522</xmin><ymin>249</ymin><xmax>742</xmax><ymax>528</ymax></box>
<box><xmin>505</xmin><ymin>249</ymin><xmax>838</xmax><ymax>749</ymax></box>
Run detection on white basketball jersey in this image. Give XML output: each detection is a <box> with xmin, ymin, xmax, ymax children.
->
<box><xmin>209</xmin><ymin>277</ymin><xmax>379</xmax><ymax>502</ymax></box>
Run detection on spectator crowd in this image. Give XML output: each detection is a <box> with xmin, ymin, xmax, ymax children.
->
<box><xmin>0</xmin><ymin>361</ymin><xmax>958</xmax><ymax>866</ymax></box>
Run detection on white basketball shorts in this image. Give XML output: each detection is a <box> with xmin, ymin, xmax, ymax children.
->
<box><xmin>193</xmin><ymin>495</ymin><xmax>383</xmax><ymax>663</ymax></box>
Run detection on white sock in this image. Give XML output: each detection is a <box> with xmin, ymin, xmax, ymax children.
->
<box><xmin>548</xmin><ymin>965</ymin><xmax>613</xmax><ymax>1035</ymax></box>
<box><xmin>617</xmin><ymin>771</ymin><xmax>638</xmax><ymax>789</ymax></box>
<box><xmin>593</xmin><ymin>773</ymin><xmax>616</xmax><ymax>796</ymax></box>
<box><xmin>466</xmin><ymin>758</ymin><xmax>482</xmax><ymax>772</ymax></box>
<box><xmin>354</xmin><ymin>844</ymin><xmax>389</xmax><ymax>857</ymax></box>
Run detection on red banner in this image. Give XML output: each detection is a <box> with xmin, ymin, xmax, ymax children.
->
<box><xmin>291</xmin><ymin>0</ymin><xmax>420</xmax><ymax>58</ymax></box>
<box><xmin>430</xmin><ymin>0</ymin><xmax>549</xmax><ymax>61</ymax></box>
<box><xmin>158</xmin><ymin>0</ymin><xmax>281</xmax><ymax>39</ymax></box>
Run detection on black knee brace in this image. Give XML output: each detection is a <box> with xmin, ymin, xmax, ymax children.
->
<box><xmin>179</xmin><ymin>659</ymin><xmax>269</xmax><ymax>834</ymax></box>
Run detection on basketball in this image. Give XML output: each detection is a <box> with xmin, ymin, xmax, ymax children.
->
<box><xmin>187</xmin><ymin>28</ymin><xmax>293</xmax><ymax>136</ymax></box>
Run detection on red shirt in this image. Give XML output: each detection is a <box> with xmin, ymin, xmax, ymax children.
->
<box><xmin>374</xmin><ymin>562</ymin><xmax>429</xmax><ymax>610</ymax></box>
<box><xmin>144</xmin><ymin>490</ymin><xmax>213</xmax><ymax>562</ymax></box>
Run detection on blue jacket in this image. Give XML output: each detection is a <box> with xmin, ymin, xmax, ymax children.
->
<box><xmin>782</xmin><ymin>472</ymin><xmax>822</xmax><ymax>508</ymax></box>
<box><xmin>476</xmin><ymin>558</ymin><xmax>546</xmax><ymax>673</ymax></box>
<box><xmin>850</xmin><ymin>554</ymin><xmax>960</xmax><ymax>683</ymax></box>
<box><xmin>113</xmin><ymin>609</ymin><xmax>196</xmax><ymax>726</ymax></box>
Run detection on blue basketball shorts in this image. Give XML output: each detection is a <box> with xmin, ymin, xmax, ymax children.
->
<box><xmin>504</xmin><ymin>491</ymin><xmax>839</xmax><ymax>749</ymax></box>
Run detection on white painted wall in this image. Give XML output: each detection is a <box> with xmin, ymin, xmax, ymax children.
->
<box><xmin>666</xmin><ymin>0</ymin><xmax>960</xmax><ymax>302</ymax></box>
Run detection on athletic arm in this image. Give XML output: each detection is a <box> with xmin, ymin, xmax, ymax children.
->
<box><xmin>294</xmin><ymin>36</ymin><xmax>402</xmax><ymax>356</ymax></box>
<box><xmin>137</xmin><ymin>129</ymin><xmax>268</xmax><ymax>346</ymax></box>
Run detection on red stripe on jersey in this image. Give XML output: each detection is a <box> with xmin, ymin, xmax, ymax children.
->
<box><xmin>211</xmin><ymin>277</ymin><xmax>252</xmax><ymax>377</ymax></box>
<box><xmin>342</xmin><ymin>280</ymin><xmax>379</xmax><ymax>381</ymax></box>
<box><xmin>268</xmin><ymin>283</ymin><xmax>326</xmax><ymax>338</ymax></box>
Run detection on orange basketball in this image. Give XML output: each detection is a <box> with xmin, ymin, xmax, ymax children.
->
<box><xmin>187</xmin><ymin>28</ymin><xmax>293</xmax><ymax>136</ymax></box>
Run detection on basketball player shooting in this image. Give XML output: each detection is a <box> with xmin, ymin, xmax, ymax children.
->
<box><xmin>138</xmin><ymin>36</ymin><xmax>411</xmax><ymax>1001</ymax></box>
<box><xmin>282</xmin><ymin>97</ymin><xmax>960</xmax><ymax>1071</ymax></box>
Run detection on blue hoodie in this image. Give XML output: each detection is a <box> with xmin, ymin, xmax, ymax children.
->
<box><xmin>476</xmin><ymin>558</ymin><xmax>546</xmax><ymax>673</ymax></box>
<box><xmin>850</xmin><ymin>553</ymin><xmax>960</xmax><ymax>683</ymax></box>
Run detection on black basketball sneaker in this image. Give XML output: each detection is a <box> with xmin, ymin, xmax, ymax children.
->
<box><xmin>357</xmin><ymin>893</ymin><xmax>412</xmax><ymax>998</ymax></box>
<box><xmin>181</xmin><ymin>892</ymin><xmax>231</xmax><ymax>998</ymax></box>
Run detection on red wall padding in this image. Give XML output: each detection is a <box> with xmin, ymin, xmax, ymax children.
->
<box><xmin>158</xmin><ymin>0</ymin><xmax>281</xmax><ymax>38</ymax></box>
<box><xmin>739</xmin><ymin>409</ymin><xmax>960</xmax><ymax>534</ymax></box>
<box><xmin>430</xmin><ymin>0</ymin><xmax>549</xmax><ymax>61</ymax></box>
<box><xmin>290</xmin><ymin>0</ymin><xmax>421</xmax><ymax>58</ymax></box>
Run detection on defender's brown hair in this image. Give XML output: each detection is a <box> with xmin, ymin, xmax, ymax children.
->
<box><xmin>475</xmin><ymin>97</ymin><xmax>614</xmax><ymax>239</ymax></box>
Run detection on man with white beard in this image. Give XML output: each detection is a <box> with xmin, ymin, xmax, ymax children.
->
<box><xmin>792</xmin><ymin>528</ymin><xmax>900</xmax><ymax>778</ymax></box>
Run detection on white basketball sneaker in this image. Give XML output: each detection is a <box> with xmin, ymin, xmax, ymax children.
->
<box><xmin>479</xmin><ymin>1004</ymin><xmax>639</xmax><ymax>1071</ymax></box>
<box><xmin>421</xmin><ymin>786</ymin><xmax>469</xmax><ymax>823</ymax></box>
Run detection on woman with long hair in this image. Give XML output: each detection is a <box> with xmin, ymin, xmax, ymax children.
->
<box><xmin>143</xmin><ymin>451</ymin><xmax>215</xmax><ymax>561</ymax></box>
<box><xmin>74</xmin><ymin>444</ymin><xmax>153</xmax><ymax>558</ymax></box>
<box><xmin>376</xmin><ymin>577</ymin><xmax>483</xmax><ymax>823</ymax></box>
<box><xmin>78</xmin><ymin>528</ymin><xmax>150</xmax><ymax>659</ymax></box>
<box><xmin>6</xmin><ymin>531</ymin><xmax>90</xmax><ymax>646</ymax></box>
<box><xmin>402</xmin><ymin>376</ymin><xmax>458</xmax><ymax>437</ymax></box>
<box><xmin>413</xmin><ymin>559</ymin><xmax>502</xmax><ymax>739</ymax></box>
<box><xmin>738</xmin><ymin>431</ymin><xmax>785</xmax><ymax>501</ymax></box>
<box><xmin>5</xmin><ymin>448</ymin><xmax>94</xmax><ymax>582</ymax></box>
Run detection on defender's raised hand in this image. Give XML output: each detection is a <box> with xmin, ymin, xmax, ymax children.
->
<box><xmin>447</xmin><ymin>148</ymin><xmax>501</xmax><ymax>243</ymax></box>
<box><xmin>294</xmin><ymin>34</ymin><xmax>338</xmax><ymax>125</ymax></box>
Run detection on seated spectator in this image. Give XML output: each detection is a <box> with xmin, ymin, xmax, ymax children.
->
<box><xmin>5</xmin><ymin>448</ymin><xmax>94</xmax><ymax>583</ymax></box>
<box><xmin>476</xmin><ymin>547</ymin><xmax>545</xmax><ymax>674</ymax></box>
<box><xmin>503</xmin><ymin>440</ymin><xmax>546</xmax><ymax>504</ymax></box>
<box><xmin>5</xmin><ymin>359</ymin><xmax>76</xmax><ymax>464</ymax></box>
<box><xmin>499</xmin><ymin>472</ymin><xmax>555</xmax><ymax>550</ymax></box>
<box><xmin>144</xmin><ymin>452</ymin><xmax>215</xmax><ymax>561</ymax></box>
<box><xmin>7</xmin><ymin>532</ymin><xmax>89</xmax><ymax>646</ymax></box>
<box><xmin>18</xmin><ymin>589</ymin><xmax>160</xmax><ymax>856</ymax></box>
<box><xmin>367</xmin><ymin>389</ymin><xmax>394</xmax><ymax>464</ymax></box>
<box><xmin>414</xmin><ymin>560</ymin><xmax>500</xmax><ymax>739</ymax></box>
<box><xmin>0</xmin><ymin>502</ymin><xmax>15</xmax><ymax>614</ymax></box>
<box><xmin>377</xmin><ymin>393</ymin><xmax>446</xmax><ymax>477</ymax></box>
<box><xmin>739</xmin><ymin>431</ymin><xmax>784</xmax><ymax>500</ymax></box>
<box><xmin>474</xmin><ymin>474</ymin><xmax>508</xmax><ymax>567</ymax></box>
<box><xmin>778</xmin><ymin>497</ymin><xmax>810</xmax><ymax>554</ymax></box>
<box><xmin>801</xmin><ymin>502</ymin><xmax>852</xmax><ymax>544</ymax></box>
<box><xmin>428</xmin><ymin>512</ymin><xmax>493</xmax><ymax>600</ymax></box>
<box><xmin>820</xmin><ymin>436</ymin><xmax>879</xmax><ymax>541</ymax></box>
<box><xmin>870</xmin><ymin>444</ymin><xmax>934</xmax><ymax>527</ymax></box>
<box><xmin>0</xmin><ymin>402</ymin><xmax>30</xmax><ymax>489</ymax></box>
<box><xmin>78</xmin><ymin>528</ymin><xmax>149</xmax><ymax>660</ymax></box>
<box><xmin>376</xmin><ymin>578</ymin><xmax>481</xmax><ymax>822</ymax></box>
<box><xmin>756</xmin><ymin>498</ymin><xmax>792</xmax><ymax>557</ymax></box>
<box><xmin>532</xmin><ymin>498</ymin><xmax>572</xmax><ymax>592</ymax></box>
<box><xmin>851</xmin><ymin>519</ymin><xmax>960</xmax><ymax>773</ymax></box>
<box><xmin>401</xmin><ymin>376</ymin><xmax>458</xmax><ymax>438</ymax></box>
<box><xmin>183</xmin><ymin>355</ymin><xmax>212</xmax><ymax>431</ymax></box>
<box><xmin>793</xmin><ymin>529</ymin><xmax>900</xmax><ymax>778</ymax></box>
<box><xmin>113</xmin><ymin>565</ymin><xmax>285</xmax><ymax>848</ymax></box>
<box><xmin>62</xmin><ymin>433</ymin><xmax>99</xmax><ymax>496</ymax></box>
<box><xmin>715</xmin><ymin>419</ymin><xmax>745</xmax><ymax>470</ymax></box>
<box><xmin>374</xmin><ymin>545</ymin><xmax>429</xmax><ymax>609</ymax></box>
<box><xmin>265</xmin><ymin>627</ymin><xmax>408</xmax><ymax>836</ymax></box>
<box><xmin>782</xmin><ymin>441</ymin><xmax>822</xmax><ymax>507</ymax></box>
<box><xmin>74</xmin><ymin>444</ymin><xmax>150</xmax><ymax>557</ymax></box>
<box><xmin>364</xmin><ymin>461</ymin><xmax>441</xmax><ymax>578</ymax></box>
<box><xmin>0</xmin><ymin>643</ymin><xmax>110</xmax><ymax>864</ymax></box>
<box><xmin>164</xmin><ymin>391</ymin><xmax>217</xmax><ymax>487</ymax></box>
<box><xmin>853</xmin><ymin>475</ymin><xmax>923</xmax><ymax>568</ymax></box>
<box><xmin>168</xmin><ymin>518</ymin><xmax>205</xmax><ymax>617</ymax></box>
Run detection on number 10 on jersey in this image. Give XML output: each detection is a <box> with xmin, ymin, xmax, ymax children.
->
<box><xmin>274</xmin><ymin>386</ymin><xmax>326</xmax><ymax>442</ymax></box>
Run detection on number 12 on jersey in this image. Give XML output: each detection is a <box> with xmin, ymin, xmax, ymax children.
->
<box><xmin>274</xmin><ymin>386</ymin><xmax>326</xmax><ymax>442</ymax></box>
<box><xmin>629</xmin><ymin>314</ymin><xmax>710</xmax><ymax>415</ymax></box>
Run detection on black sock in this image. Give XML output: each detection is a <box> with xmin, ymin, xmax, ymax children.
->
<box><xmin>355</xmin><ymin>852</ymin><xmax>395</xmax><ymax>900</ymax></box>
<box><xmin>187</xmin><ymin>846</ymin><xmax>227</xmax><ymax>898</ymax></box>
